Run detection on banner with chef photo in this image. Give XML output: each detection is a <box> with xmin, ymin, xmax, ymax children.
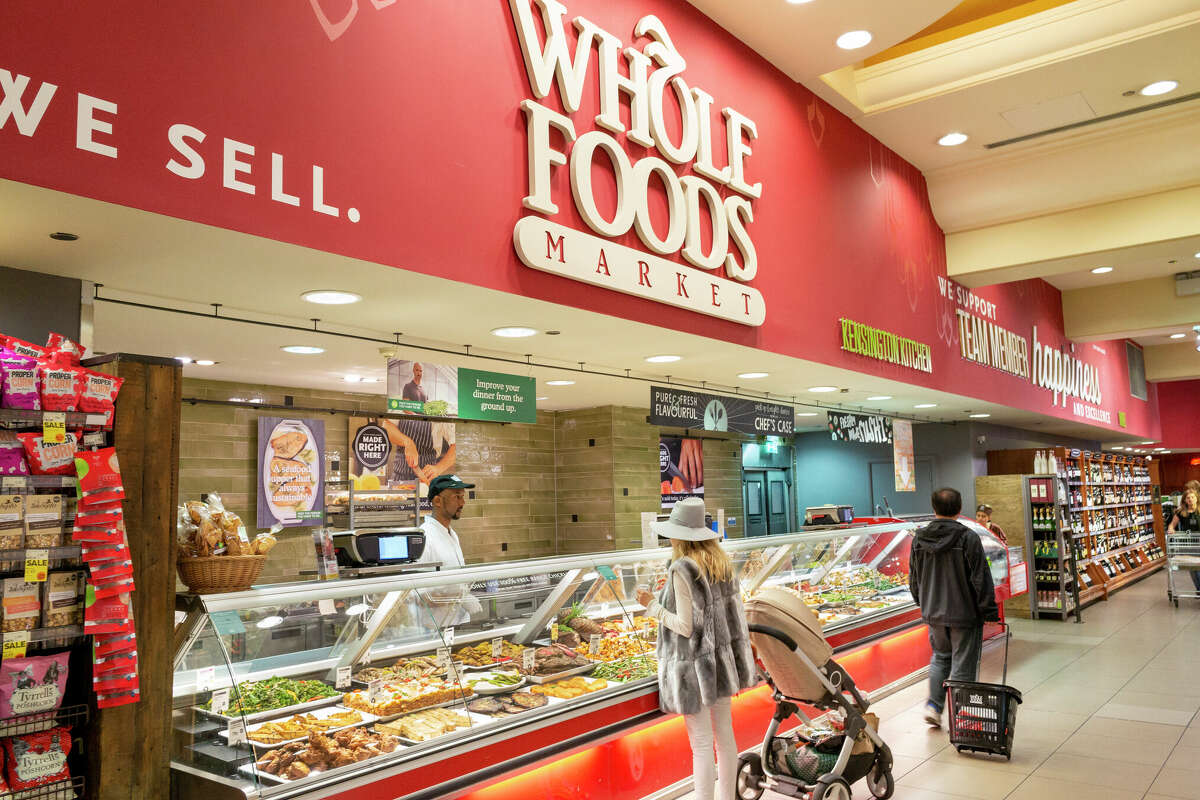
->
<box><xmin>660</xmin><ymin>436</ymin><xmax>704</xmax><ymax>508</ymax></box>
<box><xmin>256</xmin><ymin>417</ymin><xmax>325</xmax><ymax>528</ymax></box>
<box><xmin>386</xmin><ymin>359</ymin><xmax>458</xmax><ymax>416</ymax></box>
<box><xmin>348</xmin><ymin>416</ymin><xmax>456</xmax><ymax>504</ymax></box>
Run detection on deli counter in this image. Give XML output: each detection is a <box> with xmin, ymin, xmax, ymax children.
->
<box><xmin>171</xmin><ymin>521</ymin><xmax>1009</xmax><ymax>800</ymax></box>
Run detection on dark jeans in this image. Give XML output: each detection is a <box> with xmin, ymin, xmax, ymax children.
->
<box><xmin>1191</xmin><ymin>569</ymin><xmax>1200</xmax><ymax>592</ymax></box>
<box><xmin>927</xmin><ymin>624</ymin><xmax>984</xmax><ymax>712</ymax></box>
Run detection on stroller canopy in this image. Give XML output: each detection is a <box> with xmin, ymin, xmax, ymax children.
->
<box><xmin>745</xmin><ymin>588</ymin><xmax>834</xmax><ymax>703</ymax></box>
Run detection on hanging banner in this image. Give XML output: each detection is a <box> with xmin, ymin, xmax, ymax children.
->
<box><xmin>660</xmin><ymin>436</ymin><xmax>704</xmax><ymax>508</ymax></box>
<box><xmin>387</xmin><ymin>360</ymin><xmax>458</xmax><ymax>416</ymax></box>
<box><xmin>828</xmin><ymin>411</ymin><xmax>892</xmax><ymax>444</ymax></box>
<box><xmin>257</xmin><ymin>417</ymin><xmax>325</xmax><ymax>528</ymax></box>
<box><xmin>387</xmin><ymin>360</ymin><xmax>537</xmax><ymax>423</ymax></box>
<box><xmin>649</xmin><ymin>387</ymin><xmax>793</xmax><ymax>436</ymax></box>
<box><xmin>893</xmin><ymin>419</ymin><xmax>916</xmax><ymax>492</ymax></box>
<box><xmin>348</xmin><ymin>416</ymin><xmax>455</xmax><ymax>499</ymax></box>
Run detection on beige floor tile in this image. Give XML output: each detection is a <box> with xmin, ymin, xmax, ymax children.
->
<box><xmin>1150</xmin><ymin>767</ymin><xmax>1200</xmax><ymax>799</ymax></box>
<box><xmin>1111</xmin><ymin>689</ymin><xmax>1200</xmax><ymax>712</ymax></box>
<box><xmin>878</xmin><ymin>727</ymin><xmax>951</xmax><ymax>759</ymax></box>
<box><xmin>887</xmin><ymin>753</ymin><xmax>924</xmax><ymax>780</ymax></box>
<box><xmin>1022</xmin><ymin>686</ymin><xmax>1114</xmax><ymax>715</ymax></box>
<box><xmin>1031</xmin><ymin>752</ymin><xmax>1159</xmax><ymax>793</ymax></box>
<box><xmin>1003</xmin><ymin>775</ymin><xmax>1144</xmax><ymax>800</ymax></box>
<box><xmin>929</xmin><ymin>731</ymin><xmax>1059</xmax><ymax>774</ymax></box>
<box><xmin>1096</xmin><ymin>701</ymin><xmax>1195</xmax><ymax>727</ymax></box>
<box><xmin>1165</xmin><ymin>744</ymin><xmax>1200</xmax><ymax>772</ymax></box>
<box><xmin>1011</xmin><ymin>708</ymin><xmax>1089</xmax><ymax>733</ymax></box>
<box><xmin>1056</xmin><ymin>730</ymin><xmax>1175</xmax><ymax>766</ymax></box>
<box><xmin>1178</xmin><ymin>727</ymin><xmax>1200</xmax><ymax>747</ymax></box>
<box><xmin>897</xmin><ymin>760</ymin><xmax>1025</xmax><ymax>800</ymax></box>
<box><xmin>1075</xmin><ymin>715</ymin><xmax>1185</xmax><ymax>744</ymax></box>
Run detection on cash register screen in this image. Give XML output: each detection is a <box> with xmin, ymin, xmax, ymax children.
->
<box><xmin>378</xmin><ymin>536</ymin><xmax>409</xmax><ymax>560</ymax></box>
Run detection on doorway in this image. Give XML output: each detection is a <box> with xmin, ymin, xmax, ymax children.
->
<box><xmin>744</xmin><ymin>468</ymin><xmax>793</xmax><ymax>537</ymax></box>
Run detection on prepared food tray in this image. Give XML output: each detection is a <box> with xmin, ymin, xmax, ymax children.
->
<box><xmin>197</xmin><ymin>677</ymin><xmax>343</xmax><ymax>724</ymax></box>
<box><xmin>464</xmin><ymin>670</ymin><xmax>526</xmax><ymax>695</ymax></box>
<box><xmin>591</xmin><ymin>656</ymin><xmax>657</xmax><ymax>682</ymax></box>
<box><xmin>219</xmin><ymin>706</ymin><xmax>376</xmax><ymax>748</ymax></box>
<box><xmin>342</xmin><ymin>677</ymin><xmax>472</xmax><ymax>719</ymax></box>
<box><xmin>241</xmin><ymin>728</ymin><xmax>403</xmax><ymax>783</ymax></box>
<box><xmin>352</xmin><ymin>656</ymin><xmax>464</xmax><ymax>686</ymax></box>
<box><xmin>517</xmin><ymin>644</ymin><xmax>593</xmax><ymax>682</ymax></box>
<box><xmin>579</xmin><ymin>636</ymin><xmax>655</xmax><ymax>662</ymax></box>
<box><xmin>454</xmin><ymin>640</ymin><xmax>525</xmax><ymax>669</ymax></box>
<box><xmin>466</xmin><ymin>691</ymin><xmax>549</xmax><ymax>718</ymax></box>
<box><xmin>374</xmin><ymin>706</ymin><xmax>473</xmax><ymax>743</ymax></box>
<box><xmin>525</xmin><ymin>663</ymin><xmax>595</xmax><ymax>684</ymax></box>
<box><xmin>528</xmin><ymin>676</ymin><xmax>609</xmax><ymax>699</ymax></box>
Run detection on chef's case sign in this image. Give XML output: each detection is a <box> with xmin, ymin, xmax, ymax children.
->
<box><xmin>257</xmin><ymin>417</ymin><xmax>325</xmax><ymax>529</ymax></box>
<box><xmin>649</xmin><ymin>386</ymin><xmax>792</xmax><ymax>435</ymax></box>
<box><xmin>508</xmin><ymin>0</ymin><xmax>766</xmax><ymax>326</ymax></box>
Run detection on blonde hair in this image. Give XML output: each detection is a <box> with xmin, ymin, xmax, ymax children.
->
<box><xmin>1182</xmin><ymin>489</ymin><xmax>1199</xmax><ymax>513</ymax></box>
<box><xmin>671</xmin><ymin>538</ymin><xmax>733</xmax><ymax>583</ymax></box>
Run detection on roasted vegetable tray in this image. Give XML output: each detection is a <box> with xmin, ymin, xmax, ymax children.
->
<box><xmin>197</xmin><ymin>693</ymin><xmax>344</xmax><ymax>725</ymax></box>
<box><xmin>218</xmin><ymin>705</ymin><xmax>378</xmax><ymax>748</ymax></box>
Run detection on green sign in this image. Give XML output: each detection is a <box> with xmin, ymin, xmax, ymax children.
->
<box><xmin>296</xmin><ymin>510</ymin><xmax>325</xmax><ymax>521</ymax></box>
<box><xmin>596</xmin><ymin>565</ymin><xmax>617</xmax><ymax>581</ymax></box>
<box><xmin>458</xmin><ymin>369</ymin><xmax>537</xmax><ymax>423</ymax></box>
<box><xmin>387</xmin><ymin>398</ymin><xmax>424</xmax><ymax>413</ymax></box>
<box><xmin>1118</xmin><ymin>411</ymin><xmax>1127</xmax><ymax>428</ymax></box>
<box><xmin>210</xmin><ymin>611</ymin><xmax>247</xmax><ymax>637</ymax></box>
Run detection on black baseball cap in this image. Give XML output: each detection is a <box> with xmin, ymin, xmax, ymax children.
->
<box><xmin>429</xmin><ymin>474</ymin><xmax>475</xmax><ymax>499</ymax></box>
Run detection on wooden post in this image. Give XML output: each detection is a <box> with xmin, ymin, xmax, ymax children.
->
<box><xmin>82</xmin><ymin>354</ymin><xmax>181</xmax><ymax>800</ymax></box>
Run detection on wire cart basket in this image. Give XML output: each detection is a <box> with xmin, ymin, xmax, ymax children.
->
<box><xmin>944</xmin><ymin>624</ymin><xmax>1022</xmax><ymax>760</ymax></box>
<box><xmin>1166</xmin><ymin>532</ymin><xmax>1200</xmax><ymax>607</ymax></box>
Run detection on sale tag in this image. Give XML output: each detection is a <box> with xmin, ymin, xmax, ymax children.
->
<box><xmin>523</xmin><ymin>647</ymin><xmax>536</xmax><ymax>672</ymax></box>
<box><xmin>589</xmin><ymin>634</ymin><xmax>601</xmax><ymax>654</ymax></box>
<box><xmin>42</xmin><ymin>412</ymin><xmax>66</xmax><ymax>445</ymax></box>
<box><xmin>318</xmin><ymin>599</ymin><xmax>336</xmax><ymax>616</ymax></box>
<box><xmin>491</xmin><ymin>637</ymin><xmax>504</xmax><ymax>659</ymax></box>
<box><xmin>2</xmin><ymin>632</ymin><xmax>29</xmax><ymax>660</ymax></box>
<box><xmin>227</xmin><ymin>718</ymin><xmax>247</xmax><ymax>746</ymax></box>
<box><xmin>444</xmin><ymin>627</ymin><xmax>454</xmax><ymax>646</ymax></box>
<box><xmin>24</xmin><ymin>549</ymin><xmax>49</xmax><ymax>582</ymax></box>
<box><xmin>335</xmin><ymin>665</ymin><xmax>351</xmax><ymax>689</ymax></box>
<box><xmin>1</xmin><ymin>477</ymin><xmax>23</xmax><ymax>490</ymax></box>
<box><xmin>435</xmin><ymin>646</ymin><xmax>451</xmax><ymax>669</ymax></box>
<box><xmin>197</xmin><ymin>665</ymin><xmax>216</xmax><ymax>691</ymax></box>
<box><xmin>368</xmin><ymin>679</ymin><xmax>384</xmax><ymax>704</ymax></box>
<box><xmin>210</xmin><ymin>687</ymin><xmax>230</xmax><ymax>714</ymax></box>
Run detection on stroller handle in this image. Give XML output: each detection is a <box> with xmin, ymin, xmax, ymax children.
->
<box><xmin>747</xmin><ymin>623</ymin><xmax>799</xmax><ymax>653</ymax></box>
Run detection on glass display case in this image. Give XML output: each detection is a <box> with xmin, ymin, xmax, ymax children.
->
<box><xmin>171</xmin><ymin>520</ymin><xmax>1004</xmax><ymax>800</ymax></box>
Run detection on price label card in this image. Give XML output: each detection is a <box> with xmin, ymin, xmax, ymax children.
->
<box><xmin>24</xmin><ymin>549</ymin><xmax>49</xmax><ymax>583</ymax></box>
<box><xmin>444</xmin><ymin>627</ymin><xmax>454</xmax><ymax>646</ymax></box>
<box><xmin>589</xmin><ymin>634</ymin><xmax>601</xmax><ymax>653</ymax></box>
<box><xmin>435</xmin><ymin>646</ymin><xmax>451</xmax><ymax>669</ymax></box>
<box><xmin>523</xmin><ymin>648</ymin><xmax>536</xmax><ymax>672</ymax></box>
<box><xmin>2</xmin><ymin>632</ymin><xmax>30</xmax><ymax>660</ymax></box>
<box><xmin>550</xmin><ymin>623</ymin><xmax>559</xmax><ymax>643</ymax></box>
<box><xmin>210</xmin><ymin>687</ymin><xmax>230</xmax><ymax>714</ymax></box>
<box><xmin>81</xmin><ymin>431</ymin><xmax>106</xmax><ymax>447</ymax></box>
<box><xmin>1</xmin><ymin>477</ymin><xmax>24</xmax><ymax>490</ymax></box>
<box><xmin>318</xmin><ymin>598</ymin><xmax>336</xmax><ymax>616</ymax></box>
<box><xmin>227</xmin><ymin>718</ymin><xmax>248</xmax><ymax>746</ymax></box>
<box><xmin>42</xmin><ymin>412</ymin><xmax>66</xmax><ymax>445</ymax></box>
<box><xmin>335</xmin><ymin>666</ymin><xmax>352</xmax><ymax>689</ymax></box>
<box><xmin>491</xmin><ymin>637</ymin><xmax>504</xmax><ymax>659</ymax></box>
<box><xmin>196</xmin><ymin>665</ymin><xmax>217</xmax><ymax>691</ymax></box>
<box><xmin>368</xmin><ymin>679</ymin><xmax>384</xmax><ymax>703</ymax></box>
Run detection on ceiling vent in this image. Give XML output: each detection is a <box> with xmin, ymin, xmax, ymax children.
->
<box><xmin>1175</xmin><ymin>271</ymin><xmax>1200</xmax><ymax>297</ymax></box>
<box><xmin>986</xmin><ymin>91</ymin><xmax>1200</xmax><ymax>149</ymax></box>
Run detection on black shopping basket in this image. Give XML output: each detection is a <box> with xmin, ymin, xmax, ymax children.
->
<box><xmin>944</xmin><ymin>623</ymin><xmax>1022</xmax><ymax>760</ymax></box>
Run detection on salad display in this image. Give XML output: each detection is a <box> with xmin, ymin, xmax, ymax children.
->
<box><xmin>204</xmin><ymin>677</ymin><xmax>341</xmax><ymax>715</ymax></box>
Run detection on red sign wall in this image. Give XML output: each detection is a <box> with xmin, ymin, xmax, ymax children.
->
<box><xmin>0</xmin><ymin>0</ymin><xmax>1159</xmax><ymax>438</ymax></box>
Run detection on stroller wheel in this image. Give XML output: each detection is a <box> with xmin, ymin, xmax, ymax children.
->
<box><xmin>812</xmin><ymin>775</ymin><xmax>852</xmax><ymax>800</ymax></box>
<box><xmin>735</xmin><ymin>753</ymin><xmax>766</xmax><ymax>800</ymax></box>
<box><xmin>867</xmin><ymin>765</ymin><xmax>894</xmax><ymax>799</ymax></box>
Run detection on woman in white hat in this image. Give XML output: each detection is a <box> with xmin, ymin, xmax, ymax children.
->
<box><xmin>636</xmin><ymin>497</ymin><xmax>757</xmax><ymax>800</ymax></box>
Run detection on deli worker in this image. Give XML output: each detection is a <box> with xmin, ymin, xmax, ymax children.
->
<box><xmin>418</xmin><ymin>474</ymin><xmax>481</xmax><ymax>626</ymax></box>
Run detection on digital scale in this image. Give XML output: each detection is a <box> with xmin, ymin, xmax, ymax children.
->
<box><xmin>333</xmin><ymin>528</ymin><xmax>427</xmax><ymax>567</ymax></box>
<box><xmin>804</xmin><ymin>505</ymin><xmax>855</xmax><ymax>526</ymax></box>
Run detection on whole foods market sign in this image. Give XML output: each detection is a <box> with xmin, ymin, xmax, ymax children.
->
<box><xmin>508</xmin><ymin>0</ymin><xmax>766</xmax><ymax>326</ymax></box>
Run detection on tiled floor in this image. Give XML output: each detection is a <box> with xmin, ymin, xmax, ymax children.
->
<box><xmin>682</xmin><ymin>571</ymin><xmax>1200</xmax><ymax>800</ymax></box>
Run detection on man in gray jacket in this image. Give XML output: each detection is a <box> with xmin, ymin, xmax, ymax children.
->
<box><xmin>910</xmin><ymin>487</ymin><xmax>999</xmax><ymax>728</ymax></box>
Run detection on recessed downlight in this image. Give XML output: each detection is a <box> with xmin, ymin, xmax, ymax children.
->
<box><xmin>176</xmin><ymin>356</ymin><xmax>193</xmax><ymax>364</ymax></box>
<box><xmin>1170</xmin><ymin>333</ymin><xmax>1187</xmax><ymax>339</ymax></box>
<box><xmin>915</xmin><ymin>403</ymin><xmax>937</xmax><ymax>409</ymax></box>
<box><xmin>1091</xmin><ymin>266</ymin><xmax>1113</xmax><ymax>274</ymax></box>
<box><xmin>491</xmin><ymin>326</ymin><xmax>538</xmax><ymax>338</ymax></box>
<box><xmin>344</xmin><ymin>375</ymin><xmax>362</xmax><ymax>383</ymax></box>
<box><xmin>738</xmin><ymin>372</ymin><xmax>769</xmax><ymax>379</ymax></box>
<box><xmin>194</xmin><ymin>360</ymin><xmax>216</xmax><ymax>366</ymax></box>
<box><xmin>1140</xmin><ymin>80</ymin><xmax>1178</xmax><ymax>96</ymax></box>
<box><xmin>281</xmin><ymin>345</ymin><xmax>324</xmax><ymax>355</ymax></box>
<box><xmin>866</xmin><ymin>395</ymin><xmax>892</xmax><ymax>401</ymax></box>
<box><xmin>301</xmin><ymin>290</ymin><xmax>361</xmax><ymax>305</ymax></box>
<box><xmin>969</xmin><ymin>413</ymin><xmax>991</xmax><ymax>419</ymax></box>
<box><xmin>536</xmin><ymin>396</ymin><xmax>548</xmax><ymax>401</ymax></box>
<box><xmin>937</xmin><ymin>132</ymin><xmax>968</xmax><ymax>147</ymax></box>
<box><xmin>645</xmin><ymin>355</ymin><xmax>681</xmax><ymax>363</ymax></box>
<box><xmin>786</xmin><ymin>0</ymin><xmax>814</xmax><ymax>4</ymax></box>
<box><xmin>1112</xmin><ymin>446</ymin><xmax>1125</xmax><ymax>450</ymax></box>
<box><xmin>359</xmin><ymin>377</ymin><xmax>380</xmax><ymax>384</ymax></box>
<box><xmin>808</xmin><ymin>386</ymin><xmax>837</xmax><ymax>393</ymax></box>
<box><xmin>796</xmin><ymin>412</ymin><xmax>819</xmax><ymax>417</ymax></box>
<box><xmin>545</xmin><ymin>380</ymin><xmax>575</xmax><ymax>386</ymax></box>
<box><xmin>836</xmin><ymin>30</ymin><xmax>872</xmax><ymax>50</ymax></box>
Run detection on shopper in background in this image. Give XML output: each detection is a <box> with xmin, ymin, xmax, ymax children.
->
<box><xmin>910</xmin><ymin>488</ymin><xmax>999</xmax><ymax>729</ymax></box>
<box><xmin>417</xmin><ymin>474</ymin><xmax>481</xmax><ymax>626</ymax></box>
<box><xmin>635</xmin><ymin>498</ymin><xmax>757</xmax><ymax>800</ymax></box>
<box><xmin>1169</xmin><ymin>488</ymin><xmax>1200</xmax><ymax>591</ymax></box>
<box><xmin>974</xmin><ymin>504</ymin><xmax>1008</xmax><ymax>545</ymax></box>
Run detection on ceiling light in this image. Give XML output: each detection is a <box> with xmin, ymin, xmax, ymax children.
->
<box><xmin>301</xmin><ymin>290</ymin><xmax>361</xmax><ymax>305</ymax></box>
<box><xmin>1141</xmin><ymin>441</ymin><xmax>1156</xmax><ymax>445</ymax></box>
<box><xmin>796</xmin><ymin>412</ymin><xmax>819</xmax><ymax>417</ymax></box>
<box><xmin>1140</xmin><ymin>80</ymin><xmax>1178</xmax><ymax>97</ymax></box>
<box><xmin>359</xmin><ymin>377</ymin><xmax>379</xmax><ymax>384</ymax></box>
<box><xmin>194</xmin><ymin>360</ymin><xmax>216</xmax><ymax>366</ymax></box>
<box><xmin>1112</xmin><ymin>446</ymin><xmax>1124</xmax><ymax>450</ymax></box>
<box><xmin>786</xmin><ymin>0</ymin><xmax>814</xmax><ymax>4</ymax></box>
<box><xmin>491</xmin><ymin>326</ymin><xmax>538</xmax><ymax>338</ymax></box>
<box><xmin>1090</xmin><ymin>266</ymin><xmax>1113</xmax><ymax>274</ymax></box>
<box><xmin>915</xmin><ymin>403</ymin><xmax>937</xmax><ymax>409</ymax></box>
<box><xmin>1170</xmin><ymin>333</ymin><xmax>1187</xmax><ymax>339</ymax></box>
<box><xmin>281</xmin><ymin>345</ymin><xmax>324</xmax><ymax>354</ymax></box>
<box><xmin>866</xmin><ymin>395</ymin><xmax>892</xmax><ymax>401</ymax></box>
<box><xmin>344</xmin><ymin>375</ymin><xmax>362</xmax><ymax>383</ymax></box>
<box><xmin>969</xmin><ymin>413</ymin><xmax>991</xmax><ymax>418</ymax></box>
<box><xmin>48</xmin><ymin>232</ymin><xmax>78</xmax><ymax>241</ymax></box>
<box><xmin>545</xmin><ymin>380</ymin><xmax>575</xmax><ymax>386</ymax></box>
<box><xmin>645</xmin><ymin>355</ymin><xmax>681</xmax><ymax>363</ymax></box>
<box><xmin>807</xmin><ymin>386</ymin><xmax>837</xmax><ymax>393</ymax></box>
<box><xmin>256</xmin><ymin>615</ymin><xmax>283</xmax><ymax>629</ymax></box>
<box><xmin>937</xmin><ymin>132</ymin><xmax>968</xmax><ymax>147</ymax></box>
<box><xmin>345</xmin><ymin>603</ymin><xmax>369</xmax><ymax>616</ymax></box>
<box><xmin>228</xmin><ymin>397</ymin><xmax>244</xmax><ymax>403</ymax></box>
<box><xmin>536</xmin><ymin>396</ymin><xmax>548</xmax><ymax>401</ymax></box>
<box><xmin>836</xmin><ymin>30</ymin><xmax>872</xmax><ymax>50</ymax></box>
<box><xmin>1194</xmin><ymin>252</ymin><xmax>1200</xmax><ymax>259</ymax></box>
<box><xmin>175</xmin><ymin>356</ymin><xmax>193</xmax><ymax>364</ymax></box>
<box><xmin>738</xmin><ymin>372</ymin><xmax>769</xmax><ymax>379</ymax></box>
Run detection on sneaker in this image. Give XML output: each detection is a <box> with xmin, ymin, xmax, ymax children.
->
<box><xmin>922</xmin><ymin>703</ymin><xmax>942</xmax><ymax>728</ymax></box>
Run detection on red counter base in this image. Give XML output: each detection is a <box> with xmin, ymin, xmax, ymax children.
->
<box><xmin>450</xmin><ymin>625</ymin><xmax>933</xmax><ymax>800</ymax></box>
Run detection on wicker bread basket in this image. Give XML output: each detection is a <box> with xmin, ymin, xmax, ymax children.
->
<box><xmin>177</xmin><ymin>554</ymin><xmax>267</xmax><ymax>594</ymax></box>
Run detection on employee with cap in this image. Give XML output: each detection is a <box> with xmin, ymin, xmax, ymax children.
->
<box><xmin>418</xmin><ymin>474</ymin><xmax>480</xmax><ymax>626</ymax></box>
<box><xmin>975</xmin><ymin>504</ymin><xmax>1007</xmax><ymax>545</ymax></box>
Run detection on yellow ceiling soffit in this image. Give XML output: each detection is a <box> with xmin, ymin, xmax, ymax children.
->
<box><xmin>1063</xmin><ymin>277</ymin><xmax>1200</xmax><ymax>342</ymax></box>
<box><xmin>1145</xmin><ymin>341</ymin><xmax>1200</xmax><ymax>382</ymax></box>
<box><xmin>864</xmin><ymin>0</ymin><xmax>1080</xmax><ymax>67</ymax></box>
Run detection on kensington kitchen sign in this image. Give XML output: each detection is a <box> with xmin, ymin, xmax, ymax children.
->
<box><xmin>508</xmin><ymin>0</ymin><xmax>766</xmax><ymax>326</ymax></box>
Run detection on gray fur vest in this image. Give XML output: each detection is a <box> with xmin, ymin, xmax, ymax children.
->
<box><xmin>656</xmin><ymin>557</ymin><xmax>758</xmax><ymax>715</ymax></box>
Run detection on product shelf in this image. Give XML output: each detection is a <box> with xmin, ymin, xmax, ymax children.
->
<box><xmin>0</xmin><ymin>546</ymin><xmax>82</xmax><ymax>561</ymax></box>
<box><xmin>0</xmin><ymin>408</ymin><xmax>110</xmax><ymax>430</ymax></box>
<box><xmin>1069</xmin><ymin>501</ymin><xmax>1153</xmax><ymax>512</ymax></box>
<box><xmin>1081</xmin><ymin>539</ymin><xmax>1157</xmax><ymax>565</ymax></box>
<box><xmin>0</xmin><ymin>476</ymin><xmax>78</xmax><ymax>491</ymax></box>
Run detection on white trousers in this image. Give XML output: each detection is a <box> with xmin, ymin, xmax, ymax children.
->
<box><xmin>682</xmin><ymin>697</ymin><xmax>737</xmax><ymax>800</ymax></box>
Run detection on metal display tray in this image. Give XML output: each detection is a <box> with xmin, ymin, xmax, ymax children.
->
<box><xmin>218</xmin><ymin>704</ymin><xmax>378</xmax><ymax>749</ymax></box>
<box><xmin>197</xmin><ymin>693</ymin><xmax>344</xmax><ymax>725</ymax></box>
<box><xmin>524</xmin><ymin>663</ymin><xmax>595</xmax><ymax>684</ymax></box>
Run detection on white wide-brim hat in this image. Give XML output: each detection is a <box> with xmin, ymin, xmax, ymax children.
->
<box><xmin>651</xmin><ymin>497</ymin><xmax>718</xmax><ymax>542</ymax></box>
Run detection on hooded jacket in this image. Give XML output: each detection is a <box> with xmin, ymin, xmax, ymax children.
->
<box><xmin>909</xmin><ymin>518</ymin><xmax>999</xmax><ymax>627</ymax></box>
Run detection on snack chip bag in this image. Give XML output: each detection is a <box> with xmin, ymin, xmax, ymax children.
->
<box><xmin>37</xmin><ymin>363</ymin><xmax>83</xmax><ymax>412</ymax></box>
<box><xmin>3</xmin><ymin>726</ymin><xmax>72</xmax><ymax>791</ymax></box>
<box><xmin>0</xmin><ymin>653</ymin><xmax>69</xmax><ymax>719</ymax></box>
<box><xmin>16</xmin><ymin>432</ymin><xmax>77</xmax><ymax>476</ymax></box>
<box><xmin>0</xmin><ymin>337</ymin><xmax>46</xmax><ymax>360</ymax></box>
<box><xmin>93</xmin><ymin>631</ymin><xmax>137</xmax><ymax>659</ymax></box>
<box><xmin>0</xmin><ymin>438</ymin><xmax>29</xmax><ymax>476</ymax></box>
<box><xmin>45</xmin><ymin>332</ymin><xmax>83</xmax><ymax>366</ymax></box>
<box><xmin>0</xmin><ymin>352</ymin><xmax>41</xmax><ymax>410</ymax></box>
<box><xmin>83</xmin><ymin>584</ymin><xmax>133</xmax><ymax>634</ymax></box>
<box><xmin>77</xmin><ymin>369</ymin><xmax>123</xmax><ymax>415</ymax></box>
<box><xmin>75</xmin><ymin>447</ymin><xmax>125</xmax><ymax>506</ymax></box>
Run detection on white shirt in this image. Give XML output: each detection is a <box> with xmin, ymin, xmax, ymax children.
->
<box><xmin>645</xmin><ymin>571</ymin><xmax>695</xmax><ymax>637</ymax></box>
<box><xmin>418</xmin><ymin>515</ymin><xmax>479</xmax><ymax>627</ymax></box>
<box><xmin>419</xmin><ymin>515</ymin><xmax>465</xmax><ymax>569</ymax></box>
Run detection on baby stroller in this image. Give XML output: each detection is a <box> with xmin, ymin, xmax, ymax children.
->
<box><xmin>737</xmin><ymin>588</ymin><xmax>894</xmax><ymax>800</ymax></box>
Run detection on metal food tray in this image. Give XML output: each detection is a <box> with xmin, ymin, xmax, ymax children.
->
<box><xmin>524</xmin><ymin>662</ymin><xmax>595</xmax><ymax>684</ymax></box>
<box><xmin>350</xmin><ymin>663</ymin><xmax>465</xmax><ymax>688</ymax></box>
<box><xmin>465</xmin><ymin>673</ymin><xmax>527</xmax><ymax>695</ymax></box>
<box><xmin>458</xmin><ymin>659</ymin><xmax>515</xmax><ymax>672</ymax></box>
<box><xmin>197</xmin><ymin>693</ymin><xmax>344</xmax><ymax>725</ymax></box>
<box><xmin>374</xmin><ymin>708</ymin><xmax>476</xmax><ymax>745</ymax></box>
<box><xmin>218</xmin><ymin>705</ymin><xmax>378</xmax><ymax>748</ymax></box>
<box><xmin>364</xmin><ymin>694</ymin><xmax>476</xmax><ymax>723</ymax></box>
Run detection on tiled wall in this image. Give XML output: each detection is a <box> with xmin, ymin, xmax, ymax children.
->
<box><xmin>178</xmin><ymin>380</ymin><xmax>747</xmax><ymax>581</ymax></box>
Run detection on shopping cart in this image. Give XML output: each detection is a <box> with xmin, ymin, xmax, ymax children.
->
<box><xmin>1166</xmin><ymin>532</ymin><xmax>1200</xmax><ymax>607</ymax></box>
<box><xmin>943</xmin><ymin>623</ymin><xmax>1022</xmax><ymax>760</ymax></box>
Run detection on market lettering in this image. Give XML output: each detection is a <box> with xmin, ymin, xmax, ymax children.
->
<box><xmin>955</xmin><ymin>309</ymin><xmax>1029</xmax><ymax>379</ymax></box>
<box><xmin>508</xmin><ymin>0</ymin><xmax>765</xmax><ymax>326</ymax></box>
<box><xmin>1032</xmin><ymin>325</ymin><xmax>1103</xmax><ymax>408</ymax></box>
<box><xmin>839</xmin><ymin>318</ymin><xmax>933</xmax><ymax>374</ymax></box>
